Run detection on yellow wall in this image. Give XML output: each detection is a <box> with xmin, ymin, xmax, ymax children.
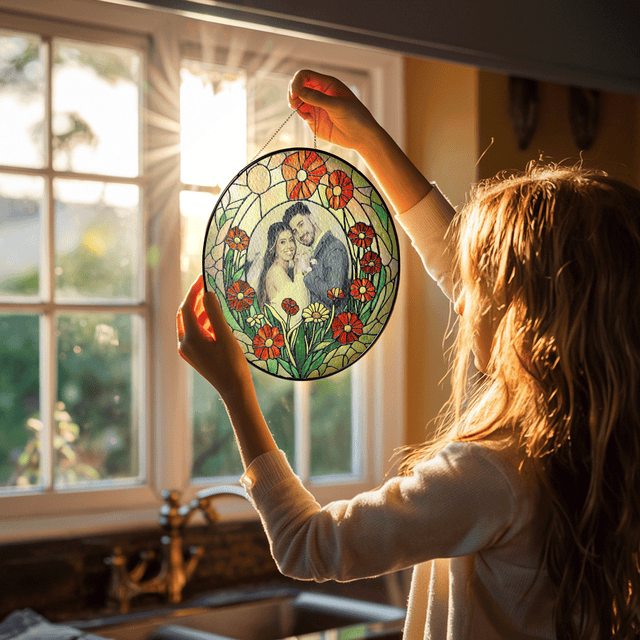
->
<box><xmin>403</xmin><ymin>57</ymin><xmax>478</xmax><ymax>446</ymax></box>
<box><xmin>402</xmin><ymin>60</ymin><xmax>640</xmax><ymax>448</ymax></box>
<box><xmin>477</xmin><ymin>70</ymin><xmax>640</xmax><ymax>183</ymax></box>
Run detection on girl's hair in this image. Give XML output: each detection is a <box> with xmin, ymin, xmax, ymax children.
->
<box><xmin>257</xmin><ymin>221</ymin><xmax>294</xmax><ymax>309</ymax></box>
<box><xmin>400</xmin><ymin>163</ymin><xmax>640</xmax><ymax>638</ymax></box>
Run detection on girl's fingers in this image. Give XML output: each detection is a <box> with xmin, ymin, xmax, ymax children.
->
<box><xmin>179</xmin><ymin>275</ymin><xmax>215</xmax><ymax>341</ymax></box>
<box><xmin>295</xmin><ymin>86</ymin><xmax>334</xmax><ymax>110</ymax></box>
<box><xmin>291</xmin><ymin>70</ymin><xmax>350</xmax><ymax>109</ymax></box>
<box><xmin>291</xmin><ymin>69</ymin><xmax>342</xmax><ymax>95</ymax></box>
<box><xmin>290</xmin><ymin>69</ymin><xmax>316</xmax><ymax>96</ymax></box>
<box><xmin>203</xmin><ymin>289</ymin><xmax>233</xmax><ymax>340</ymax></box>
<box><xmin>177</xmin><ymin>309</ymin><xmax>185</xmax><ymax>340</ymax></box>
<box><xmin>178</xmin><ymin>286</ymin><xmax>199</xmax><ymax>336</ymax></box>
<box><xmin>178</xmin><ymin>274</ymin><xmax>203</xmax><ymax>329</ymax></box>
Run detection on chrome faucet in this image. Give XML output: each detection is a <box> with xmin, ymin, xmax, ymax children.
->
<box><xmin>106</xmin><ymin>485</ymin><xmax>250</xmax><ymax>613</ymax></box>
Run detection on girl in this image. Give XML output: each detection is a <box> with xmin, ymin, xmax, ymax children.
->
<box><xmin>257</xmin><ymin>221</ymin><xmax>310</xmax><ymax>325</ymax></box>
<box><xmin>177</xmin><ymin>70</ymin><xmax>640</xmax><ymax>639</ymax></box>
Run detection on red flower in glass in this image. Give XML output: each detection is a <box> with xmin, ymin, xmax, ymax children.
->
<box><xmin>281</xmin><ymin>298</ymin><xmax>299</xmax><ymax>316</ymax></box>
<box><xmin>348</xmin><ymin>223</ymin><xmax>375</xmax><ymax>248</ymax></box>
<box><xmin>332</xmin><ymin>312</ymin><xmax>364</xmax><ymax>345</ymax></box>
<box><xmin>226</xmin><ymin>280</ymin><xmax>255</xmax><ymax>311</ymax></box>
<box><xmin>327</xmin><ymin>288</ymin><xmax>344</xmax><ymax>301</ymax></box>
<box><xmin>326</xmin><ymin>170</ymin><xmax>353</xmax><ymax>209</ymax></box>
<box><xmin>360</xmin><ymin>251</ymin><xmax>381</xmax><ymax>275</ymax></box>
<box><xmin>282</xmin><ymin>151</ymin><xmax>326</xmax><ymax>200</ymax></box>
<box><xmin>253</xmin><ymin>325</ymin><xmax>285</xmax><ymax>360</ymax></box>
<box><xmin>224</xmin><ymin>227</ymin><xmax>249</xmax><ymax>251</ymax></box>
<box><xmin>350</xmin><ymin>278</ymin><xmax>375</xmax><ymax>302</ymax></box>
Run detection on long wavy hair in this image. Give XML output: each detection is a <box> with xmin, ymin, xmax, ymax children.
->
<box><xmin>257</xmin><ymin>221</ymin><xmax>294</xmax><ymax>310</ymax></box>
<box><xmin>400</xmin><ymin>164</ymin><xmax>640</xmax><ymax>639</ymax></box>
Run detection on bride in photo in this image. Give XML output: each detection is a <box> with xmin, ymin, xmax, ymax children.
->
<box><xmin>257</xmin><ymin>221</ymin><xmax>310</xmax><ymax>325</ymax></box>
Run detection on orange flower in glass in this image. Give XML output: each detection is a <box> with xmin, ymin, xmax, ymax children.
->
<box><xmin>226</xmin><ymin>280</ymin><xmax>255</xmax><ymax>311</ymax></box>
<box><xmin>253</xmin><ymin>325</ymin><xmax>285</xmax><ymax>360</ymax></box>
<box><xmin>360</xmin><ymin>251</ymin><xmax>381</xmax><ymax>275</ymax></box>
<box><xmin>332</xmin><ymin>312</ymin><xmax>364</xmax><ymax>345</ymax></box>
<box><xmin>282</xmin><ymin>151</ymin><xmax>327</xmax><ymax>200</ymax></box>
<box><xmin>326</xmin><ymin>170</ymin><xmax>353</xmax><ymax>209</ymax></box>
<box><xmin>350</xmin><ymin>278</ymin><xmax>375</xmax><ymax>302</ymax></box>
<box><xmin>281</xmin><ymin>298</ymin><xmax>299</xmax><ymax>316</ymax></box>
<box><xmin>224</xmin><ymin>227</ymin><xmax>249</xmax><ymax>251</ymax></box>
<box><xmin>327</xmin><ymin>287</ymin><xmax>344</xmax><ymax>301</ymax></box>
<box><xmin>348</xmin><ymin>223</ymin><xmax>375</xmax><ymax>248</ymax></box>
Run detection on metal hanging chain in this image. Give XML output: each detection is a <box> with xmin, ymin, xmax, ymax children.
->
<box><xmin>251</xmin><ymin>110</ymin><xmax>296</xmax><ymax>161</ymax></box>
<box><xmin>251</xmin><ymin>107</ymin><xmax>319</xmax><ymax>161</ymax></box>
<box><xmin>314</xmin><ymin>109</ymin><xmax>318</xmax><ymax>149</ymax></box>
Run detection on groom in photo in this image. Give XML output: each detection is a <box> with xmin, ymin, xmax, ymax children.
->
<box><xmin>283</xmin><ymin>202</ymin><xmax>349</xmax><ymax>312</ymax></box>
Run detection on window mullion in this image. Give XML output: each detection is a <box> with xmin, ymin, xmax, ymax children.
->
<box><xmin>294</xmin><ymin>381</ymin><xmax>310</xmax><ymax>482</ymax></box>
<box><xmin>351</xmin><ymin>363</ymin><xmax>365</xmax><ymax>479</ymax></box>
<box><xmin>39</xmin><ymin>312</ymin><xmax>53</xmax><ymax>490</ymax></box>
<box><xmin>42</xmin><ymin>34</ymin><xmax>54</xmax><ymax>491</ymax></box>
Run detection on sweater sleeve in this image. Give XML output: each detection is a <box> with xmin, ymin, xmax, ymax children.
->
<box><xmin>394</xmin><ymin>186</ymin><xmax>456</xmax><ymax>302</ymax></box>
<box><xmin>240</xmin><ymin>442</ymin><xmax>517</xmax><ymax>583</ymax></box>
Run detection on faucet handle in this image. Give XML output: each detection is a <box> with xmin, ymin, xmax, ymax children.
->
<box><xmin>195</xmin><ymin>484</ymin><xmax>248</xmax><ymax>501</ymax></box>
<box><xmin>161</xmin><ymin>489</ymin><xmax>182</xmax><ymax>507</ymax></box>
<box><xmin>160</xmin><ymin>489</ymin><xmax>187</xmax><ymax>529</ymax></box>
<box><xmin>194</xmin><ymin>499</ymin><xmax>220</xmax><ymax>525</ymax></box>
<box><xmin>193</xmin><ymin>484</ymin><xmax>249</xmax><ymax>525</ymax></box>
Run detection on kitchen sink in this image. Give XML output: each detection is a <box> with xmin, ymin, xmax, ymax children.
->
<box><xmin>71</xmin><ymin>585</ymin><xmax>405</xmax><ymax>640</ymax></box>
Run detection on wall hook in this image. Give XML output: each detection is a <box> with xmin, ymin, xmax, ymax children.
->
<box><xmin>569</xmin><ymin>86</ymin><xmax>600</xmax><ymax>150</ymax></box>
<box><xmin>508</xmin><ymin>76</ymin><xmax>539</xmax><ymax>150</ymax></box>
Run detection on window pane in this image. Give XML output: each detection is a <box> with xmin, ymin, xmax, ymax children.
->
<box><xmin>248</xmin><ymin>72</ymin><xmax>299</xmax><ymax>159</ymax></box>
<box><xmin>191</xmin><ymin>374</ymin><xmax>242</xmax><ymax>478</ymax></box>
<box><xmin>191</xmin><ymin>369</ymin><xmax>295</xmax><ymax>480</ymax></box>
<box><xmin>52</xmin><ymin>39</ymin><xmax>140</xmax><ymax>177</ymax></box>
<box><xmin>180</xmin><ymin>60</ymin><xmax>246</xmax><ymax>188</ymax></box>
<box><xmin>0</xmin><ymin>173</ymin><xmax>44</xmax><ymax>297</ymax></box>
<box><xmin>0</xmin><ymin>30</ymin><xmax>46</xmax><ymax>168</ymax></box>
<box><xmin>310</xmin><ymin>369</ymin><xmax>353</xmax><ymax>477</ymax></box>
<box><xmin>180</xmin><ymin>190</ymin><xmax>216</xmax><ymax>292</ymax></box>
<box><xmin>0</xmin><ymin>313</ymin><xmax>40</xmax><ymax>488</ymax></box>
<box><xmin>54</xmin><ymin>179</ymin><xmax>140</xmax><ymax>300</ymax></box>
<box><xmin>56</xmin><ymin>312</ymin><xmax>139</xmax><ymax>486</ymax></box>
<box><xmin>254</xmin><ymin>371</ymin><xmax>295</xmax><ymax>463</ymax></box>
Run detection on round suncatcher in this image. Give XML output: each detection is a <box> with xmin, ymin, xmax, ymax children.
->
<box><xmin>202</xmin><ymin>147</ymin><xmax>400</xmax><ymax>380</ymax></box>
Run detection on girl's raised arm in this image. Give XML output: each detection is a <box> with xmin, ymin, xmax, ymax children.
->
<box><xmin>289</xmin><ymin>69</ymin><xmax>432</xmax><ymax>213</ymax></box>
<box><xmin>177</xmin><ymin>274</ymin><xmax>278</xmax><ymax>468</ymax></box>
<box><xmin>290</xmin><ymin>70</ymin><xmax>456</xmax><ymax>302</ymax></box>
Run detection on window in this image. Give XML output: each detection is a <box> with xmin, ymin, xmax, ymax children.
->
<box><xmin>178</xmin><ymin>55</ymin><xmax>368</xmax><ymax>484</ymax></box>
<box><xmin>0</xmin><ymin>3</ymin><xmax>405</xmax><ymax>541</ymax></box>
<box><xmin>0</xmin><ymin>14</ymin><xmax>151</xmax><ymax>513</ymax></box>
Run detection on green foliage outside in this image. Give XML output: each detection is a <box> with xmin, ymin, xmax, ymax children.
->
<box><xmin>310</xmin><ymin>369</ymin><xmax>352</xmax><ymax>476</ymax></box>
<box><xmin>191</xmin><ymin>365</ymin><xmax>353</xmax><ymax>480</ymax></box>
<box><xmin>0</xmin><ymin>287</ymin><xmax>138</xmax><ymax>488</ymax></box>
<box><xmin>0</xmin><ymin>314</ymin><xmax>39</xmax><ymax>485</ymax></box>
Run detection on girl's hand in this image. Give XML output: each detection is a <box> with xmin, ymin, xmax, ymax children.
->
<box><xmin>289</xmin><ymin>69</ymin><xmax>432</xmax><ymax>213</ymax></box>
<box><xmin>289</xmin><ymin>69</ymin><xmax>381</xmax><ymax>152</ymax></box>
<box><xmin>177</xmin><ymin>275</ymin><xmax>253</xmax><ymax>403</ymax></box>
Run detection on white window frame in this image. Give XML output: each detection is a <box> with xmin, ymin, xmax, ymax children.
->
<box><xmin>0</xmin><ymin>0</ymin><xmax>406</xmax><ymax>543</ymax></box>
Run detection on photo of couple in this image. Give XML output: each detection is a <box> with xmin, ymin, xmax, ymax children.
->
<box><xmin>203</xmin><ymin>147</ymin><xmax>400</xmax><ymax>379</ymax></box>
<box><xmin>255</xmin><ymin>201</ymin><xmax>349</xmax><ymax>325</ymax></box>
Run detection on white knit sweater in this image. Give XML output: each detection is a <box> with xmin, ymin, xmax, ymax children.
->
<box><xmin>240</xmin><ymin>187</ymin><xmax>555</xmax><ymax>639</ymax></box>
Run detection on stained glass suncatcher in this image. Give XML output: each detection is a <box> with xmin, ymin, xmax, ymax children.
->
<box><xmin>202</xmin><ymin>148</ymin><xmax>400</xmax><ymax>380</ymax></box>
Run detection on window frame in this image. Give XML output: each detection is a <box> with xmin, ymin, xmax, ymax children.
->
<box><xmin>0</xmin><ymin>0</ymin><xmax>406</xmax><ymax>542</ymax></box>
